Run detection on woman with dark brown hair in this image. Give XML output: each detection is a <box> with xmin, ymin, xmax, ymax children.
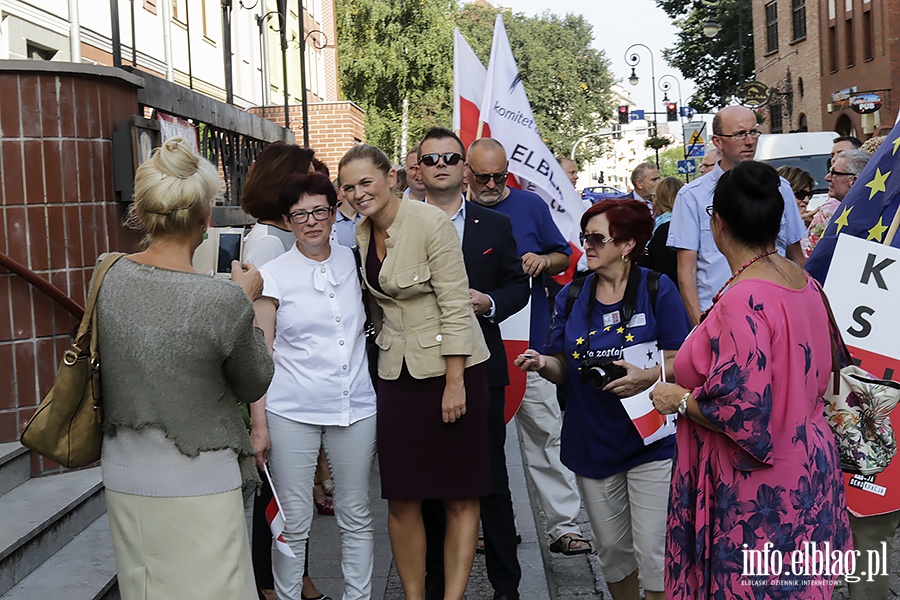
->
<box><xmin>241</xmin><ymin>142</ymin><xmax>315</xmax><ymax>267</ymax></box>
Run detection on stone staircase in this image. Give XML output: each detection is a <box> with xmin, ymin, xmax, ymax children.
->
<box><xmin>0</xmin><ymin>443</ymin><xmax>118</xmax><ymax>600</ymax></box>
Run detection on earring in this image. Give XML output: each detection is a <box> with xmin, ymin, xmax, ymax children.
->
<box><xmin>621</xmin><ymin>253</ymin><xmax>628</xmax><ymax>262</ymax></box>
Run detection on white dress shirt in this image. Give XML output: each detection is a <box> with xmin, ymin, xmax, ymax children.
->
<box><xmin>259</xmin><ymin>242</ymin><xmax>377</xmax><ymax>426</ymax></box>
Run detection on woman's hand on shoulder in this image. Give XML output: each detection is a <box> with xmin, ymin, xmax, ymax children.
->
<box><xmin>231</xmin><ymin>261</ymin><xmax>264</xmax><ymax>301</ymax></box>
<box><xmin>602</xmin><ymin>360</ymin><xmax>659</xmax><ymax>397</ymax></box>
<box><xmin>441</xmin><ymin>379</ymin><xmax>467</xmax><ymax>424</ymax></box>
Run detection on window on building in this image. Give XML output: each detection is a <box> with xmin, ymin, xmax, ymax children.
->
<box><xmin>201</xmin><ymin>0</ymin><xmax>209</xmax><ymax>36</ymax></box>
<box><xmin>863</xmin><ymin>10</ymin><xmax>874</xmax><ymax>61</ymax></box>
<box><xmin>791</xmin><ymin>0</ymin><xmax>806</xmax><ymax>40</ymax></box>
<box><xmin>829</xmin><ymin>25</ymin><xmax>837</xmax><ymax>72</ymax></box>
<box><xmin>143</xmin><ymin>0</ymin><xmax>157</xmax><ymax>15</ymax></box>
<box><xmin>845</xmin><ymin>17</ymin><xmax>854</xmax><ymax>67</ymax></box>
<box><xmin>769</xmin><ymin>103</ymin><xmax>783</xmax><ymax>134</ymax></box>
<box><xmin>172</xmin><ymin>0</ymin><xmax>183</xmax><ymax>23</ymax></box>
<box><xmin>765</xmin><ymin>2</ymin><xmax>779</xmax><ymax>53</ymax></box>
<box><xmin>798</xmin><ymin>77</ymin><xmax>804</xmax><ymax>98</ymax></box>
<box><xmin>27</xmin><ymin>43</ymin><xmax>57</xmax><ymax>61</ymax></box>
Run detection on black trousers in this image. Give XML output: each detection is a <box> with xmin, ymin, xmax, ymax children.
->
<box><xmin>423</xmin><ymin>385</ymin><xmax>521</xmax><ymax>599</ymax></box>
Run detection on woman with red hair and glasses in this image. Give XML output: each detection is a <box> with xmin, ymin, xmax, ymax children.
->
<box><xmin>515</xmin><ymin>199</ymin><xmax>691</xmax><ymax>600</ymax></box>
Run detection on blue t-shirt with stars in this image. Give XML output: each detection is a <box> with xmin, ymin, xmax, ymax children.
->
<box><xmin>545</xmin><ymin>268</ymin><xmax>691</xmax><ymax>479</ymax></box>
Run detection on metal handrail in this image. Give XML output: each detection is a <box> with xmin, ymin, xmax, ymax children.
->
<box><xmin>0</xmin><ymin>252</ymin><xmax>84</xmax><ymax>319</ymax></box>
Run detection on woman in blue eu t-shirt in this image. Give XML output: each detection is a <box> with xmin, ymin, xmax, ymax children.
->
<box><xmin>515</xmin><ymin>199</ymin><xmax>691</xmax><ymax>600</ymax></box>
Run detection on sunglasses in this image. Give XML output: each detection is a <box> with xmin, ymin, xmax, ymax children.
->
<box><xmin>470</xmin><ymin>170</ymin><xmax>509</xmax><ymax>185</ymax></box>
<box><xmin>418</xmin><ymin>152</ymin><xmax>463</xmax><ymax>167</ymax></box>
<box><xmin>579</xmin><ymin>233</ymin><xmax>614</xmax><ymax>248</ymax></box>
<box><xmin>795</xmin><ymin>190</ymin><xmax>813</xmax><ymax>201</ymax></box>
<box><xmin>828</xmin><ymin>168</ymin><xmax>856</xmax><ymax>178</ymax></box>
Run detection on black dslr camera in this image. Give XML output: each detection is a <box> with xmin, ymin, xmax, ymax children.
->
<box><xmin>579</xmin><ymin>357</ymin><xmax>627</xmax><ymax>390</ymax></box>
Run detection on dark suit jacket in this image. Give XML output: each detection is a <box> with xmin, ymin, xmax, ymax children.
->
<box><xmin>462</xmin><ymin>201</ymin><xmax>530</xmax><ymax>389</ymax></box>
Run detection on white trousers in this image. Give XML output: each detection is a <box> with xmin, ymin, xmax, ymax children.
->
<box><xmin>515</xmin><ymin>371</ymin><xmax>582</xmax><ymax>541</ymax></box>
<box><xmin>267</xmin><ymin>412</ymin><xmax>377</xmax><ymax>600</ymax></box>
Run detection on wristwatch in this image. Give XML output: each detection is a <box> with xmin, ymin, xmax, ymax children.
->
<box><xmin>677</xmin><ymin>392</ymin><xmax>689</xmax><ymax>415</ymax></box>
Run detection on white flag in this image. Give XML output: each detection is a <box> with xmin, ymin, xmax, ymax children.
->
<box><xmin>478</xmin><ymin>15</ymin><xmax>585</xmax><ymax>247</ymax></box>
<box><xmin>453</xmin><ymin>28</ymin><xmax>488</xmax><ymax>151</ymax></box>
<box><xmin>263</xmin><ymin>464</ymin><xmax>296</xmax><ymax>558</ymax></box>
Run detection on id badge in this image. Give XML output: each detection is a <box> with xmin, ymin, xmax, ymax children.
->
<box><xmin>602</xmin><ymin>311</ymin><xmax>621</xmax><ymax>328</ymax></box>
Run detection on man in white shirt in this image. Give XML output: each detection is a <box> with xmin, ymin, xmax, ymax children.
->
<box><xmin>667</xmin><ymin>105</ymin><xmax>807</xmax><ymax>325</ymax></box>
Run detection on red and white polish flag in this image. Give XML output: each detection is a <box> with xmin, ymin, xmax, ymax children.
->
<box><xmin>478</xmin><ymin>15</ymin><xmax>585</xmax><ymax>281</ymax></box>
<box><xmin>453</xmin><ymin>28</ymin><xmax>489</xmax><ymax>151</ymax></box>
<box><xmin>263</xmin><ymin>464</ymin><xmax>297</xmax><ymax>558</ymax></box>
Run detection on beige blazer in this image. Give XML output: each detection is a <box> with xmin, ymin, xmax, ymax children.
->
<box><xmin>355</xmin><ymin>199</ymin><xmax>489</xmax><ymax>380</ymax></box>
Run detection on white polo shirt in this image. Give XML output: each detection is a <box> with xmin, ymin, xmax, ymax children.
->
<box><xmin>258</xmin><ymin>242</ymin><xmax>377</xmax><ymax>426</ymax></box>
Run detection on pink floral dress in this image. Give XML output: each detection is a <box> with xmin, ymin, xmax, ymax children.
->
<box><xmin>667</xmin><ymin>277</ymin><xmax>852</xmax><ymax>599</ymax></box>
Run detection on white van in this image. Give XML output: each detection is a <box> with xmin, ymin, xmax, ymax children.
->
<box><xmin>754</xmin><ymin>131</ymin><xmax>836</xmax><ymax>196</ymax></box>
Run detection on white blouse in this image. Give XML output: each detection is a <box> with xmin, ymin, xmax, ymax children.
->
<box><xmin>258</xmin><ymin>242</ymin><xmax>377</xmax><ymax>426</ymax></box>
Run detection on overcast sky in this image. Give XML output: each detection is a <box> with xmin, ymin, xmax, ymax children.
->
<box><xmin>503</xmin><ymin>0</ymin><xmax>697</xmax><ymax>114</ymax></box>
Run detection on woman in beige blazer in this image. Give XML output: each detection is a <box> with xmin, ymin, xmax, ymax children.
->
<box><xmin>338</xmin><ymin>144</ymin><xmax>492</xmax><ymax>600</ymax></box>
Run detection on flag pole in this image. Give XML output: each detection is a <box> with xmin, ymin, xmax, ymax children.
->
<box><xmin>476</xmin><ymin>121</ymin><xmax>485</xmax><ymax>140</ymax></box>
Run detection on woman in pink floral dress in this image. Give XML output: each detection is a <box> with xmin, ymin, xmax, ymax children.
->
<box><xmin>651</xmin><ymin>162</ymin><xmax>851</xmax><ymax>599</ymax></box>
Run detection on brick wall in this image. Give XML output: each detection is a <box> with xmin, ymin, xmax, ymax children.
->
<box><xmin>0</xmin><ymin>66</ymin><xmax>141</xmax><ymax>473</ymax></box>
<box><xmin>752</xmin><ymin>0</ymin><xmax>825</xmax><ymax>133</ymax></box>
<box><xmin>250</xmin><ymin>100</ymin><xmax>365</xmax><ymax>175</ymax></box>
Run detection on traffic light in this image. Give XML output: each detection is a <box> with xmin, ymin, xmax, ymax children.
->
<box><xmin>666</xmin><ymin>102</ymin><xmax>678</xmax><ymax>122</ymax></box>
<box><xmin>618</xmin><ymin>105</ymin><xmax>629</xmax><ymax>124</ymax></box>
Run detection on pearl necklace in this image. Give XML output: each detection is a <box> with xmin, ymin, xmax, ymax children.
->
<box><xmin>711</xmin><ymin>249</ymin><xmax>777</xmax><ymax>306</ymax></box>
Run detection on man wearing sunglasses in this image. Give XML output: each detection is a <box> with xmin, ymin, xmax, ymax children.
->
<box><xmin>466</xmin><ymin>138</ymin><xmax>592</xmax><ymax>560</ymax></box>
<box><xmin>805</xmin><ymin>149</ymin><xmax>872</xmax><ymax>257</ymax></box>
<box><xmin>667</xmin><ymin>105</ymin><xmax>808</xmax><ymax>325</ymax></box>
<box><xmin>416</xmin><ymin>128</ymin><xmax>530</xmax><ymax>600</ymax></box>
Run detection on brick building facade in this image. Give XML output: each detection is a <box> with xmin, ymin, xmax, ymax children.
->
<box><xmin>818</xmin><ymin>0</ymin><xmax>898</xmax><ymax>138</ymax></box>
<box><xmin>752</xmin><ymin>0</ymin><xmax>824</xmax><ymax>133</ymax></box>
<box><xmin>250</xmin><ymin>101</ymin><xmax>366</xmax><ymax>174</ymax></box>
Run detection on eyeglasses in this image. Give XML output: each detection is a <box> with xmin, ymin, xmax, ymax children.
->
<box><xmin>579</xmin><ymin>233</ymin><xmax>614</xmax><ymax>248</ymax></box>
<box><xmin>715</xmin><ymin>129</ymin><xmax>762</xmax><ymax>141</ymax></box>
<box><xmin>706</xmin><ymin>205</ymin><xmax>714</xmax><ymax>216</ymax></box>
<box><xmin>470</xmin><ymin>170</ymin><xmax>508</xmax><ymax>185</ymax></box>
<box><xmin>418</xmin><ymin>152</ymin><xmax>463</xmax><ymax>167</ymax></box>
<box><xmin>795</xmin><ymin>190</ymin><xmax>813</xmax><ymax>201</ymax></box>
<box><xmin>287</xmin><ymin>206</ymin><xmax>333</xmax><ymax>224</ymax></box>
<box><xmin>828</xmin><ymin>168</ymin><xmax>856</xmax><ymax>178</ymax></box>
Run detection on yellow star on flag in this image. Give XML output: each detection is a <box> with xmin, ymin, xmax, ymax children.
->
<box><xmin>572</xmin><ymin>351</ymin><xmax>581</xmax><ymax>360</ymax></box>
<box><xmin>868</xmin><ymin>217</ymin><xmax>889</xmax><ymax>242</ymax></box>
<box><xmin>589</xmin><ymin>330</ymin><xmax>597</xmax><ymax>336</ymax></box>
<box><xmin>616</xmin><ymin>326</ymin><xmax>625</xmax><ymax>334</ymax></box>
<box><xmin>625</xmin><ymin>333</ymin><xmax>635</xmax><ymax>342</ymax></box>
<box><xmin>833</xmin><ymin>206</ymin><xmax>853</xmax><ymax>234</ymax></box>
<box><xmin>603</xmin><ymin>326</ymin><xmax>611</xmax><ymax>332</ymax></box>
<box><xmin>892</xmin><ymin>136</ymin><xmax>900</xmax><ymax>155</ymax></box>
<box><xmin>865</xmin><ymin>168</ymin><xmax>891</xmax><ymax>200</ymax></box>
<box><xmin>575</xmin><ymin>337</ymin><xmax>585</xmax><ymax>345</ymax></box>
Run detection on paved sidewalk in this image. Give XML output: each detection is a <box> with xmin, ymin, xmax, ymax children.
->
<box><xmin>306</xmin><ymin>420</ymin><xmax>601</xmax><ymax>599</ymax></box>
<box><xmin>305</xmin><ymin>421</ymin><xmax>900</xmax><ymax>599</ymax></box>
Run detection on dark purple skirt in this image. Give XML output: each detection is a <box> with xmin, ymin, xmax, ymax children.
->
<box><xmin>377</xmin><ymin>363</ymin><xmax>493</xmax><ymax>500</ymax></box>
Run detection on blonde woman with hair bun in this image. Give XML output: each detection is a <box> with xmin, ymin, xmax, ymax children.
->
<box><xmin>96</xmin><ymin>136</ymin><xmax>275</xmax><ymax>600</ymax></box>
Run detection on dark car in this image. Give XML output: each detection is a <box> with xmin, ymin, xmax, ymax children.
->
<box><xmin>581</xmin><ymin>186</ymin><xmax>623</xmax><ymax>204</ymax></box>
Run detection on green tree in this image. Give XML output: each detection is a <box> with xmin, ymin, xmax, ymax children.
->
<box><xmin>335</xmin><ymin>1</ymin><xmax>615</xmax><ymax>164</ymax></box>
<box><xmin>655</xmin><ymin>0</ymin><xmax>753</xmax><ymax>112</ymax></box>
<box><xmin>646</xmin><ymin>144</ymin><xmax>692</xmax><ymax>180</ymax></box>
<box><xmin>336</xmin><ymin>0</ymin><xmax>457</xmax><ymax>160</ymax></box>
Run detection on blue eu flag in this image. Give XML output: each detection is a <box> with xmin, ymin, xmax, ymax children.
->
<box><xmin>807</xmin><ymin>120</ymin><xmax>900</xmax><ymax>283</ymax></box>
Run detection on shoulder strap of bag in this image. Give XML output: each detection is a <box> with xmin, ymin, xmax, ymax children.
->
<box><xmin>565</xmin><ymin>272</ymin><xmax>590</xmax><ymax>318</ymax></box>
<box><xmin>646</xmin><ymin>269</ymin><xmax>660</xmax><ymax>317</ymax></box>
<box><xmin>812</xmin><ymin>278</ymin><xmax>853</xmax><ymax>372</ymax></box>
<box><xmin>77</xmin><ymin>253</ymin><xmax>126</xmax><ymax>352</ymax></box>
<box><xmin>352</xmin><ymin>247</ymin><xmax>376</xmax><ymax>339</ymax></box>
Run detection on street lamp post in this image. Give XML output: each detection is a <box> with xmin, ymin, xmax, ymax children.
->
<box><xmin>658</xmin><ymin>74</ymin><xmax>684</xmax><ymax>126</ymax></box>
<box><xmin>624</xmin><ymin>43</ymin><xmax>659</xmax><ymax>169</ymax></box>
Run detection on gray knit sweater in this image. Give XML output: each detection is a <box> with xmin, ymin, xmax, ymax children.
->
<box><xmin>96</xmin><ymin>257</ymin><xmax>273</xmax><ymax>489</ymax></box>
